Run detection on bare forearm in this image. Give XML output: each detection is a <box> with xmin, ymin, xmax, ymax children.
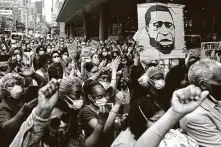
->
<box><xmin>110</xmin><ymin>70</ymin><xmax>117</xmax><ymax>90</ymax></box>
<box><xmin>103</xmin><ymin>104</ymin><xmax>121</xmax><ymax>134</ymax></box>
<box><xmin>32</xmin><ymin>73</ymin><xmax>47</xmax><ymax>87</ymax></box>
<box><xmin>2</xmin><ymin>113</ymin><xmax>26</xmax><ymax>138</ymax></box>
<box><xmin>84</xmin><ymin>123</ymin><xmax>104</xmax><ymax>147</ymax></box>
<box><xmin>134</xmin><ymin>108</ymin><xmax>184</xmax><ymax>147</ymax></box>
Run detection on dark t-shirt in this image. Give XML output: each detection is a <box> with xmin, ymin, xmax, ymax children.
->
<box><xmin>0</xmin><ymin>97</ymin><xmax>24</xmax><ymax>147</ymax></box>
<box><xmin>79</xmin><ymin>106</ymin><xmax>97</xmax><ymax>138</ymax></box>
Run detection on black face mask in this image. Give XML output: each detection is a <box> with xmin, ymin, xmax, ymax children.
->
<box><xmin>210</xmin><ymin>84</ymin><xmax>221</xmax><ymax>100</ymax></box>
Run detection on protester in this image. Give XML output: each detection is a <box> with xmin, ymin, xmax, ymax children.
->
<box><xmin>0</xmin><ymin>73</ymin><xmax>37</xmax><ymax>147</ymax></box>
<box><xmin>0</xmin><ymin>28</ymin><xmax>217</xmax><ymax>147</ymax></box>
<box><xmin>134</xmin><ymin>85</ymin><xmax>209</xmax><ymax>147</ymax></box>
<box><xmin>180</xmin><ymin>59</ymin><xmax>221</xmax><ymax>147</ymax></box>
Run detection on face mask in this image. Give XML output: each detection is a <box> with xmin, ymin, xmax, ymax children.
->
<box><xmin>102</xmin><ymin>52</ymin><xmax>107</xmax><ymax>56</ymax></box>
<box><xmin>154</xmin><ymin>80</ymin><xmax>165</xmax><ymax>90</ymax></box>
<box><xmin>53</xmin><ymin>58</ymin><xmax>61</xmax><ymax>63</ymax></box>
<box><xmin>47</xmin><ymin>49</ymin><xmax>52</xmax><ymax>53</ymax></box>
<box><xmin>99</xmin><ymin>81</ymin><xmax>110</xmax><ymax>90</ymax></box>
<box><xmin>10</xmin><ymin>85</ymin><xmax>23</xmax><ymax>99</ymax></box>
<box><xmin>62</xmin><ymin>55</ymin><xmax>68</xmax><ymax>61</ymax></box>
<box><xmin>93</xmin><ymin>59</ymin><xmax>100</xmax><ymax>66</ymax></box>
<box><xmin>95</xmin><ymin>98</ymin><xmax>107</xmax><ymax>106</ymax></box>
<box><xmin>16</xmin><ymin>54</ymin><xmax>22</xmax><ymax>62</ymax></box>
<box><xmin>72</xmin><ymin>99</ymin><xmax>84</xmax><ymax>110</ymax></box>
<box><xmin>39</xmin><ymin>51</ymin><xmax>45</xmax><ymax>55</ymax></box>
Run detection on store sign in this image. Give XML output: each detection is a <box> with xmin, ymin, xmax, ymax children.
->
<box><xmin>136</xmin><ymin>3</ymin><xmax>185</xmax><ymax>61</ymax></box>
<box><xmin>0</xmin><ymin>10</ymin><xmax>12</xmax><ymax>15</ymax></box>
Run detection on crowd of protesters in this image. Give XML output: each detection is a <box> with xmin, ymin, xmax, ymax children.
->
<box><xmin>0</xmin><ymin>35</ymin><xmax>220</xmax><ymax>147</ymax></box>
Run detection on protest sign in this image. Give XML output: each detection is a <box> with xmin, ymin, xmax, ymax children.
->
<box><xmin>201</xmin><ymin>42</ymin><xmax>221</xmax><ymax>62</ymax></box>
<box><xmin>81</xmin><ymin>47</ymin><xmax>91</xmax><ymax>57</ymax></box>
<box><xmin>136</xmin><ymin>3</ymin><xmax>185</xmax><ymax>61</ymax></box>
<box><xmin>90</xmin><ymin>40</ymin><xmax>99</xmax><ymax>49</ymax></box>
<box><xmin>67</xmin><ymin>42</ymin><xmax>78</xmax><ymax>59</ymax></box>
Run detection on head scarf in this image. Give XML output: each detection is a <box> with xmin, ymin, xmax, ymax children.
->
<box><xmin>0</xmin><ymin>73</ymin><xmax>25</xmax><ymax>98</ymax></box>
<box><xmin>58</xmin><ymin>76</ymin><xmax>82</xmax><ymax>99</ymax></box>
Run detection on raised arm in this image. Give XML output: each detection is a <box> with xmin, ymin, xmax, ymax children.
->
<box><xmin>10</xmin><ymin>79</ymin><xmax>61</xmax><ymax>147</ymax></box>
<box><xmin>84</xmin><ymin>105</ymin><xmax>109</xmax><ymax>147</ymax></box>
<box><xmin>134</xmin><ymin>85</ymin><xmax>209</xmax><ymax>147</ymax></box>
<box><xmin>110</xmin><ymin>57</ymin><xmax>121</xmax><ymax>91</ymax></box>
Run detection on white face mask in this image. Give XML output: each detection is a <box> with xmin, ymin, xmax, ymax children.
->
<box><xmin>39</xmin><ymin>51</ymin><xmax>45</xmax><ymax>55</ymax></box>
<box><xmin>62</xmin><ymin>55</ymin><xmax>68</xmax><ymax>61</ymax></box>
<box><xmin>95</xmin><ymin>98</ymin><xmax>107</xmax><ymax>106</ymax></box>
<box><xmin>10</xmin><ymin>85</ymin><xmax>23</xmax><ymax>99</ymax></box>
<box><xmin>154</xmin><ymin>80</ymin><xmax>165</xmax><ymax>90</ymax></box>
<box><xmin>72</xmin><ymin>99</ymin><xmax>84</xmax><ymax>110</ymax></box>
<box><xmin>53</xmin><ymin>58</ymin><xmax>61</xmax><ymax>63</ymax></box>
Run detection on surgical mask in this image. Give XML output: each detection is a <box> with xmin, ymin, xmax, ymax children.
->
<box><xmin>99</xmin><ymin>81</ymin><xmax>110</xmax><ymax>90</ymax></box>
<box><xmin>154</xmin><ymin>80</ymin><xmax>165</xmax><ymax>90</ymax></box>
<box><xmin>47</xmin><ymin>49</ymin><xmax>52</xmax><ymax>53</ymax></box>
<box><xmin>93</xmin><ymin>59</ymin><xmax>100</xmax><ymax>66</ymax></box>
<box><xmin>39</xmin><ymin>51</ymin><xmax>45</xmax><ymax>55</ymax></box>
<box><xmin>72</xmin><ymin>99</ymin><xmax>84</xmax><ymax>110</ymax></box>
<box><xmin>102</xmin><ymin>52</ymin><xmax>108</xmax><ymax>56</ymax></box>
<box><xmin>95</xmin><ymin>98</ymin><xmax>107</xmax><ymax>106</ymax></box>
<box><xmin>53</xmin><ymin>58</ymin><xmax>61</xmax><ymax>63</ymax></box>
<box><xmin>62</xmin><ymin>55</ymin><xmax>68</xmax><ymax>61</ymax></box>
<box><xmin>10</xmin><ymin>85</ymin><xmax>23</xmax><ymax>99</ymax></box>
<box><xmin>16</xmin><ymin>54</ymin><xmax>22</xmax><ymax>62</ymax></box>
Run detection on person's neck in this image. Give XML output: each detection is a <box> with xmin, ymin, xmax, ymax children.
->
<box><xmin>89</xmin><ymin>103</ymin><xmax>99</xmax><ymax>111</ymax></box>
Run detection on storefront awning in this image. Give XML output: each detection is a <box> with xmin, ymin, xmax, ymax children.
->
<box><xmin>56</xmin><ymin>0</ymin><xmax>110</xmax><ymax>22</ymax></box>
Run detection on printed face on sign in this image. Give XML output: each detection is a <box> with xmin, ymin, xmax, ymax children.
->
<box><xmin>145</xmin><ymin>5</ymin><xmax>175</xmax><ymax>54</ymax></box>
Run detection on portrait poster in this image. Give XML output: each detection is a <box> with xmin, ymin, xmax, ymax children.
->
<box><xmin>136</xmin><ymin>3</ymin><xmax>185</xmax><ymax>61</ymax></box>
<box><xmin>201</xmin><ymin>42</ymin><xmax>221</xmax><ymax>62</ymax></box>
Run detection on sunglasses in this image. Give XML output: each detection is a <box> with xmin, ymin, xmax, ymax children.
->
<box><xmin>53</xmin><ymin>55</ymin><xmax>60</xmax><ymax>58</ymax></box>
<box><xmin>49</xmin><ymin>112</ymin><xmax>71</xmax><ymax>130</ymax></box>
<box><xmin>150</xmin><ymin>21</ymin><xmax>174</xmax><ymax>31</ymax></box>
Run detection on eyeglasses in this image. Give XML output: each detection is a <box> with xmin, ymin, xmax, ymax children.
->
<box><xmin>150</xmin><ymin>21</ymin><xmax>174</xmax><ymax>31</ymax></box>
<box><xmin>49</xmin><ymin>112</ymin><xmax>71</xmax><ymax>130</ymax></box>
<box><xmin>93</xmin><ymin>93</ymin><xmax>109</xmax><ymax>100</ymax></box>
<box><xmin>100</xmin><ymin>76</ymin><xmax>109</xmax><ymax>81</ymax></box>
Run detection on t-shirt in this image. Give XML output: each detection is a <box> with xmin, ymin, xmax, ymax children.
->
<box><xmin>111</xmin><ymin>128</ymin><xmax>136</xmax><ymax>147</ymax></box>
<box><xmin>79</xmin><ymin>106</ymin><xmax>98</xmax><ymax>138</ymax></box>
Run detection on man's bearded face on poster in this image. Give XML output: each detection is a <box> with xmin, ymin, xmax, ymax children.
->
<box><xmin>145</xmin><ymin>5</ymin><xmax>175</xmax><ymax>54</ymax></box>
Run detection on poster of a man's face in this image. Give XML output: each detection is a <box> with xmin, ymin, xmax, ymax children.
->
<box><xmin>145</xmin><ymin>5</ymin><xmax>175</xmax><ymax>54</ymax></box>
<box><xmin>136</xmin><ymin>3</ymin><xmax>185</xmax><ymax>61</ymax></box>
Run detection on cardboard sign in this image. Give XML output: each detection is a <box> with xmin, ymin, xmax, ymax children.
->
<box><xmin>81</xmin><ymin>47</ymin><xmax>91</xmax><ymax>57</ymax></box>
<box><xmin>201</xmin><ymin>42</ymin><xmax>221</xmax><ymax>62</ymax></box>
<box><xmin>90</xmin><ymin>40</ymin><xmax>100</xmax><ymax>49</ymax></box>
<box><xmin>137</xmin><ymin>3</ymin><xmax>185</xmax><ymax>61</ymax></box>
<box><xmin>67</xmin><ymin>42</ymin><xmax>78</xmax><ymax>59</ymax></box>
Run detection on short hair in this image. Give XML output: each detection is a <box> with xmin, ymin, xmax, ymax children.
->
<box><xmin>124</xmin><ymin>97</ymin><xmax>162</xmax><ymax>140</ymax></box>
<box><xmin>145</xmin><ymin>5</ymin><xmax>173</xmax><ymax>26</ymax></box>
<box><xmin>188</xmin><ymin>59</ymin><xmax>221</xmax><ymax>85</ymax></box>
<box><xmin>51</xmin><ymin>51</ymin><xmax>61</xmax><ymax>58</ymax></box>
<box><xmin>36</xmin><ymin>45</ymin><xmax>46</xmax><ymax>53</ymax></box>
<box><xmin>38</xmin><ymin>54</ymin><xmax>51</xmax><ymax>68</ymax></box>
<box><xmin>48</xmin><ymin>63</ymin><xmax>63</xmax><ymax>80</ymax></box>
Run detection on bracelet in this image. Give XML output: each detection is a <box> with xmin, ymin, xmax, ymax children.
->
<box><xmin>153</xmin><ymin>125</ymin><xmax>163</xmax><ymax>139</ymax></box>
<box><xmin>33</xmin><ymin>108</ymin><xmax>50</xmax><ymax>122</ymax></box>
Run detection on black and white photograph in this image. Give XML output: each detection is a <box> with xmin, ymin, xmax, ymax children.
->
<box><xmin>0</xmin><ymin>0</ymin><xmax>221</xmax><ymax>147</ymax></box>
